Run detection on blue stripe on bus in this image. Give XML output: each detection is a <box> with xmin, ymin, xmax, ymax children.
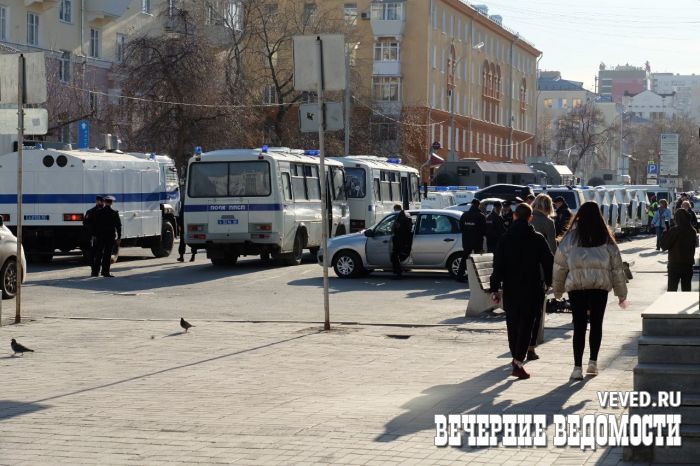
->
<box><xmin>185</xmin><ymin>203</ymin><xmax>282</xmax><ymax>212</ymax></box>
<box><xmin>0</xmin><ymin>190</ymin><xmax>179</xmax><ymax>204</ymax></box>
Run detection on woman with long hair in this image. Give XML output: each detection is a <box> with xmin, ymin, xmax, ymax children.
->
<box><xmin>552</xmin><ymin>201</ymin><xmax>628</xmax><ymax>380</ymax></box>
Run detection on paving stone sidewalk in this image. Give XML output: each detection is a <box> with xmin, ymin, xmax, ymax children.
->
<box><xmin>0</xmin><ymin>238</ymin><xmax>695</xmax><ymax>465</ymax></box>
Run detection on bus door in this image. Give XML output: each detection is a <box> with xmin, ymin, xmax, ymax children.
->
<box><xmin>279</xmin><ymin>168</ymin><xmax>296</xmax><ymax>246</ymax></box>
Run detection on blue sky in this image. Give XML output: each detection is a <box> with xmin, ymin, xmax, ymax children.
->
<box><xmin>483</xmin><ymin>0</ymin><xmax>700</xmax><ymax>90</ymax></box>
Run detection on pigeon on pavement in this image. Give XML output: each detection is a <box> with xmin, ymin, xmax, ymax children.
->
<box><xmin>11</xmin><ymin>339</ymin><xmax>34</xmax><ymax>356</ymax></box>
<box><xmin>180</xmin><ymin>317</ymin><xmax>194</xmax><ymax>332</ymax></box>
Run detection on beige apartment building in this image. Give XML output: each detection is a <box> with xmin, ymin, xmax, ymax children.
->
<box><xmin>0</xmin><ymin>0</ymin><xmax>540</xmax><ymax>175</ymax></box>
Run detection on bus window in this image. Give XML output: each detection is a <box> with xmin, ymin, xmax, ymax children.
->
<box><xmin>344</xmin><ymin>167</ymin><xmax>366</xmax><ymax>198</ymax></box>
<box><xmin>374</xmin><ymin>179</ymin><xmax>381</xmax><ymax>201</ymax></box>
<box><xmin>304</xmin><ymin>165</ymin><xmax>321</xmax><ymax>200</ymax></box>
<box><xmin>381</xmin><ymin>178</ymin><xmax>392</xmax><ymax>201</ymax></box>
<box><xmin>166</xmin><ymin>166</ymin><xmax>179</xmax><ymax>191</ymax></box>
<box><xmin>282</xmin><ymin>173</ymin><xmax>292</xmax><ymax>201</ymax></box>
<box><xmin>389</xmin><ymin>172</ymin><xmax>400</xmax><ymax>201</ymax></box>
<box><xmin>291</xmin><ymin>164</ymin><xmax>307</xmax><ymax>200</ymax></box>
<box><xmin>409</xmin><ymin>174</ymin><xmax>420</xmax><ymax>202</ymax></box>
<box><xmin>331</xmin><ymin>167</ymin><xmax>346</xmax><ymax>201</ymax></box>
<box><xmin>188</xmin><ymin>162</ymin><xmax>228</xmax><ymax>197</ymax></box>
<box><xmin>228</xmin><ymin>161</ymin><xmax>271</xmax><ymax>197</ymax></box>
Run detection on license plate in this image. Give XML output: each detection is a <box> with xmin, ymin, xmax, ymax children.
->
<box><xmin>24</xmin><ymin>215</ymin><xmax>49</xmax><ymax>221</ymax></box>
<box><xmin>217</xmin><ymin>219</ymin><xmax>239</xmax><ymax>225</ymax></box>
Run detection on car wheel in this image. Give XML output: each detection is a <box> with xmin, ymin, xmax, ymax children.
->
<box><xmin>1</xmin><ymin>258</ymin><xmax>18</xmax><ymax>299</ymax></box>
<box><xmin>333</xmin><ymin>250</ymin><xmax>363</xmax><ymax>278</ymax></box>
<box><xmin>447</xmin><ymin>252</ymin><xmax>463</xmax><ymax>279</ymax></box>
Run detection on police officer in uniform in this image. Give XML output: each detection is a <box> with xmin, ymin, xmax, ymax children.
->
<box><xmin>84</xmin><ymin>195</ymin><xmax>104</xmax><ymax>277</ymax></box>
<box><xmin>456</xmin><ymin>199</ymin><xmax>487</xmax><ymax>282</ymax></box>
<box><xmin>502</xmin><ymin>200</ymin><xmax>514</xmax><ymax>229</ymax></box>
<box><xmin>485</xmin><ymin>200</ymin><xmax>506</xmax><ymax>253</ymax></box>
<box><xmin>94</xmin><ymin>195</ymin><xmax>122</xmax><ymax>277</ymax></box>
<box><xmin>391</xmin><ymin>204</ymin><xmax>413</xmax><ymax>279</ymax></box>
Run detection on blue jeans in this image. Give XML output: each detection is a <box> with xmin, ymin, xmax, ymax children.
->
<box><xmin>656</xmin><ymin>227</ymin><xmax>664</xmax><ymax>249</ymax></box>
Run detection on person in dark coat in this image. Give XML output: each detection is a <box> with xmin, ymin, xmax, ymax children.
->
<box><xmin>391</xmin><ymin>204</ymin><xmax>413</xmax><ymax>279</ymax></box>
<box><xmin>681</xmin><ymin>200</ymin><xmax>699</xmax><ymax>231</ymax></box>
<box><xmin>456</xmin><ymin>199</ymin><xmax>487</xmax><ymax>282</ymax></box>
<box><xmin>94</xmin><ymin>195</ymin><xmax>122</xmax><ymax>277</ymax></box>
<box><xmin>485</xmin><ymin>201</ymin><xmax>506</xmax><ymax>253</ymax></box>
<box><xmin>84</xmin><ymin>195</ymin><xmax>104</xmax><ymax>277</ymax></box>
<box><xmin>501</xmin><ymin>201</ymin><xmax>514</xmax><ymax>230</ymax></box>
<box><xmin>553</xmin><ymin>196</ymin><xmax>573</xmax><ymax>237</ymax></box>
<box><xmin>489</xmin><ymin>203</ymin><xmax>554</xmax><ymax>379</ymax></box>
<box><xmin>661</xmin><ymin>209</ymin><xmax>698</xmax><ymax>292</ymax></box>
<box><xmin>177</xmin><ymin>197</ymin><xmax>197</xmax><ymax>262</ymax></box>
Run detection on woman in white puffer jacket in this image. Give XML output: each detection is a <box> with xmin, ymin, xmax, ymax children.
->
<box><xmin>552</xmin><ymin>202</ymin><xmax>628</xmax><ymax>381</ymax></box>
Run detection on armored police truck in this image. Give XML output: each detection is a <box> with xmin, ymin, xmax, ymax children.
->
<box><xmin>0</xmin><ymin>145</ymin><xmax>180</xmax><ymax>263</ymax></box>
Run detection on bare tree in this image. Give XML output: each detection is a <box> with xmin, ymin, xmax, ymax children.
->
<box><xmin>555</xmin><ymin>101</ymin><xmax>613</xmax><ymax>175</ymax></box>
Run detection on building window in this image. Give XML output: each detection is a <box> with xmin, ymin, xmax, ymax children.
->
<box><xmin>344</xmin><ymin>3</ymin><xmax>357</xmax><ymax>26</ymax></box>
<box><xmin>441</xmin><ymin>10</ymin><xmax>446</xmax><ymax>32</ymax></box>
<box><xmin>573</xmin><ymin>98</ymin><xmax>582</xmax><ymax>108</ymax></box>
<box><xmin>0</xmin><ymin>6</ymin><xmax>8</xmax><ymax>41</ymax></box>
<box><xmin>27</xmin><ymin>12</ymin><xmax>39</xmax><ymax>46</ymax></box>
<box><xmin>142</xmin><ymin>0</ymin><xmax>151</xmax><ymax>14</ymax></box>
<box><xmin>89</xmin><ymin>28</ymin><xmax>100</xmax><ymax>58</ymax></box>
<box><xmin>373</xmin><ymin>40</ymin><xmax>399</xmax><ymax>62</ymax></box>
<box><xmin>372</xmin><ymin>76</ymin><xmax>400</xmax><ymax>101</ymax></box>
<box><xmin>224</xmin><ymin>1</ymin><xmax>243</xmax><ymax>30</ymax></box>
<box><xmin>303</xmin><ymin>3</ymin><xmax>317</xmax><ymax>25</ymax></box>
<box><xmin>59</xmin><ymin>51</ymin><xmax>70</xmax><ymax>82</ymax></box>
<box><xmin>371</xmin><ymin>2</ymin><xmax>403</xmax><ymax>21</ymax></box>
<box><xmin>60</xmin><ymin>124</ymin><xmax>71</xmax><ymax>143</ymax></box>
<box><xmin>262</xmin><ymin>84</ymin><xmax>277</xmax><ymax>104</ymax></box>
<box><xmin>544</xmin><ymin>98</ymin><xmax>553</xmax><ymax>108</ymax></box>
<box><xmin>376</xmin><ymin>122</ymin><xmax>397</xmax><ymax>142</ymax></box>
<box><xmin>116</xmin><ymin>33</ymin><xmax>126</xmax><ymax>62</ymax></box>
<box><xmin>432</xmin><ymin>7</ymin><xmax>437</xmax><ymax>30</ymax></box>
<box><xmin>90</xmin><ymin>93</ymin><xmax>99</xmax><ymax>113</ymax></box>
<box><xmin>59</xmin><ymin>0</ymin><xmax>72</xmax><ymax>23</ymax></box>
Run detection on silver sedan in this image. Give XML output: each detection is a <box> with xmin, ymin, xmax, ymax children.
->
<box><xmin>0</xmin><ymin>218</ymin><xmax>26</xmax><ymax>299</ymax></box>
<box><xmin>318</xmin><ymin>209</ymin><xmax>465</xmax><ymax>278</ymax></box>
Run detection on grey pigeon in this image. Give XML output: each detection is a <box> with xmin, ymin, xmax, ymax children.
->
<box><xmin>11</xmin><ymin>338</ymin><xmax>34</xmax><ymax>356</ymax></box>
<box><xmin>180</xmin><ymin>317</ymin><xmax>194</xmax><ymax>332</ymax></box>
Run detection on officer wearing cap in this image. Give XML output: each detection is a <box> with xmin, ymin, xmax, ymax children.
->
<box><xmin>456</xmin><ymin>199</ymin><xmax>487</xmax><ymax>282</ymax></box>
<box><xmin>84</xmin><ymin>195</ymin><xmax>104</xmax><ymax>277</ymax></box>
<box><xmin>502</xmin><ymin>200</ymin><xmax>514</xmax><ymax>229</ymax></box>
<box><xmin>94</xmin><ymin>195</ymin><xmax>122</xmax><ymax>277</ymax></box>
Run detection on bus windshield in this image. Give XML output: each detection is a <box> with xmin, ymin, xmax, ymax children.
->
<box><xmin>188</xmin><ymin>161</ymin><xmax>271</xmax><ymax>197</ymax></box>
<box><xmin>345</xmin><ymin>167</ymin><xmax>366</xmax><ymax>198</ymax></box>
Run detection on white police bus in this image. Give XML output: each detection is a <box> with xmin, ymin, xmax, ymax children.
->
<box><xmin>337</xmin><ymin>156</ymin><xmax>421</xmax><ymax>232</ymax></box>
<box><xmin>0</xmin><ymin>145</ymin><xmax>180</xmax><ymax>263</ymax></box>
<box><xmin>184</xmin><ymin>147</ymin><xmax>349</xmax><ymax>266</ymax></box>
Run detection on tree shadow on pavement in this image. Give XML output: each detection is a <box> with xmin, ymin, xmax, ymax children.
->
<box><xmin>287</xmin><ymin>274</ymin><xmax>464</xmax><ymax>299</ymax></box>
<box><xmin>0</xmin><ymin>400</ymin><xmax>47</xmax><ymax>421</ymax></box>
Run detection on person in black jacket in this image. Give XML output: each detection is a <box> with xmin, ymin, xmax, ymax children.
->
<box><xmin>456</xmin><ymin>199</ymin><xmax>487</xmax><ymax>282</ymax></box>
<box><xmin>94</xmin><ymin>195</ymin><xmax>122</xmax><ymax>278</ymax></box>
<box><xmin>661</xmin><ymin>209</ymin><xmax>698</xmax><ymax>291</ymax></box>
<box><xmin>489</xmin><ymin>203</ymin><xmax>554</xmax><ymax>379</ymax></box>
<box><xmin>177</xmin><ymin>197</ymin><xmax>198</xmax><ymax>262</ymax></box>
<box><xmin>84</xmin><ymin>195</ymin><xmax>104</xmax><ymax>277</ymax></box>
<box><xmin>391</xmin><ymin>204</ymin><xmax>413</xmax><ymax>279</ymax></box>
<box><xmin>553</xmin><ymin>196</ymin><xmax>573</xmax><ymax>237</ymax></box>
<box><xmin>502</xmin><ymin>201</ymin><xmax>514</xmax><ymax>229</ymax></box>
<box><xmin>485</xmin><ymin>201</ymin><xmax>506</xmax><ymax>253</ymax></box>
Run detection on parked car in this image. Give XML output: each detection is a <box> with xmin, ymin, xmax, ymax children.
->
<box><xmin>474</xmin><ymin>184</ymin><xmax>534</xmax><ymax>202</ymax></box>
<box><xmin>447</xmin><ymin>197</ymin><xmax>506</xmax><ymax>215</ymax></box>
<box><xmin>0</xmin><ymin>216</ymin><xmax>27</xmax><ymax>299</ymax></box>
<box><xmin>538</xmin><ymin>187</ymin><xmax>586</xmax><ymax>214</ymax></box>
<box><xmin>318</xmin><ymin>209</ymin><xmax>465</xmax><ymax>278</ymax></box>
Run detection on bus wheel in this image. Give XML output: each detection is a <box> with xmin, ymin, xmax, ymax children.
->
<box><xmin>211</xmin><ymin>256</ymin><xmax>238</xmax><ymax>266</ymax></box>
<box><xmin>282</xmin><ymin>233</ymin><xmax>304</xmax><ymax>266</ymax></box>
<box><xmin>333</xmin><ymin>250</ymin><xmax>363</xmax><ymax>278</ymax></box>
<box><xmin>151</xmin><ymin>220</ymin><xmax>175</xmax><ymax>258</ymax></box>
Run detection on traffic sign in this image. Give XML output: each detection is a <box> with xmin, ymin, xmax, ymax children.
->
<box><xmin>432</xmin><ymin>141</ymin><xmax>441</xmax><ymax>151</ymax></box>
<box><xmin>0</xmin><ymin>53</ymin><xmax>47</xmax><ymax>104</ymax></box>
<box><xmin>647</xmin><ymin>162</ymin><xmax>658</xmax><ymax>175</ymax></box>
<box><xmin>0</xmin><ymin>108</ymin><xmax>47</xmax><ymax>135</ymax></box>
<box><xmin>78</xmin><ymin>120</ymin><xmax>90</xmax><ymax>149</ymax></box>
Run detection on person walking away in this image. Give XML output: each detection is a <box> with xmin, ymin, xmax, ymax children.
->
<box><xmin>390</xmin><ymin>204</ymin><xmax>413</xmax><ymax>279</ymax></box>
<box><xmin>527</xmin><ymin>194</ymin><xmax>557</xmax><ymax>360</ymax></box>
<box><xmin>675</xmin><ymin>192</ymin><xmax>695</xmax><ymax>211</ymax></box>
<box><xmin>553</xmin><ymin>196</ymin><xmax>573</xmax><ymax>238</ymax></box>
<box><xmin>661</xmin><ymin>209</ymin><xmax>697</xmax><ymax>291</ymax></box>
<box><xmin>501</xmin><ymin>201</ymin><xmax>514</xmax><ymax>230</ymax></box>
<box><xmin>94</xmin><ymin>195</ymin><xmax>122</xmax><ymax>277</ymax></box>
<box><xmin>652</xmin><ymin>199</ymin><xmax>672</xmax><ymax>251</ymax></box>
<box><xmin>489</xmin><ymin>203</ymin><xmax>553</xmax><ymax>379</ymax></box>
<box><xmin>485</xmin><ymin>201</ymin><xmax>506</xmax><ymax>253</ymax></box>
<box><xmin>84</xmin><ymin>195</ymin><xmax>104</xmax><ymax>277</ymax></box>
<box><xmin>647</xmin><ymin>195</ymin><xmax>658</xmax><ymax>233</ymax></box>
<box><xmin>456</xmin><ymin>199</ymin><xmax>487</xmax><ymax>282</ymax></box>
<box><xmin>552</xmin><ymin>202</ymin><xmax>628</xmax><ymax>380</ymax></box>
<box><xmin>681</xmin><ymin>200</ymin><xmax>699</xmax><ymax>231</ymax></box>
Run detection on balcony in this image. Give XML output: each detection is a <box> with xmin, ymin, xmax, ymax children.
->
<box><xmin>24</xmin><ymin>0</ymin><xmax>58</xmax><ymax>11</ymax></box>
<box><xmin>372</xmin><ymin>61</ymin><xmax>401</xmax><ymax>76</ymax></box>
<box><xmin>370</xmin><ymin>2</ymin><xmax>406</xmax><ymax>37</ymax></box>
<box><xmin>163</xmin><ymin>10</ymin><xmax>195</xmax><ymax>37</ymax></box>
<box><xmin>85</xmin><ymin>0</ymin><xmax>130</xmax><ymax>25</ymax></box>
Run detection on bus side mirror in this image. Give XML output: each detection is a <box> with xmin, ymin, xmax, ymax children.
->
<box><xmin>364</xmin><ymin>229</ymin><xmax>374</xmax><ymax>238</ymax></box>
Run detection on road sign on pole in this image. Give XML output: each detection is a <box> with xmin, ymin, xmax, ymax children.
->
<box><xmin>0</xmin><ymin>108</ymin><xmax>48</xmax><ymax>135</ymax></box>
<box><xmin>0</xmin><ymin>52</ymin><xmax>47</xmax><ymax>104</ymax></box>
<box><xmin>659</xmin><ymin>133</ymin><xmax>679</xmax><ymax>176</ymax></box>
<box><xmin>78</xmin><ymin>120</ymin><xmax>90</xmax><ymax>149</ymax></box>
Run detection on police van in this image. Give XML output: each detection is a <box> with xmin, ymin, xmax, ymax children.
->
<box><xmin>184</xmin><ymin>147</ymin><xmax>349</xmax><ymax>266</ymax></box>
<box><xmin>337</xmin><ymin>156</ymin><xmax>420</xmax><ymax>232</ymax></box>
<box><xmin>0</xmin><ymin>144</ymin><xmax>180</xmax><ymax>263</ymax></box>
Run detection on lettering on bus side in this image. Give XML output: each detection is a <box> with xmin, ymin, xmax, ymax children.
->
<box><xmin>208</xmin><ymin>204</ymin><xmax>248</xmax><ymax>212</ymax></box>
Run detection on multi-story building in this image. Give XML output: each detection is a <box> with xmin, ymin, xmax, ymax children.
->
<box><xmin>596</xmin><ymin>63</ymin><xmax>647</xmax><ymax>104</ymax></box>
<box><xmin>1</xmin><ymin>0</ymin><xmax>540</xmax><ymax>177</ymax></box>
<box><xmin>651</xmin><ymin>73</ymin><xmax>700</xmax><ymax>123</ymax></box>
<box><xmin>622</xmin><ymin>89</ymin><xmax>678</xmax><ymax>121</ymax></box>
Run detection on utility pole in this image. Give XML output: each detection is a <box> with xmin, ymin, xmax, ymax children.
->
<box><xmin>316</xmin><ymin>37</ymin><xmax>331</xmax><ymax>331</ymax></box>
<box><xmin>343</xmin><ymin>51</ymin><xmax>350</xmax><ymax>157</ymax></box>
<box><xmin>448</xmin><ymin>43</ymin><xmax>457</xmax><ymax>162</ymax></box>
<box><xmin>15</xmin><ymin>54</ymin><xmax>25</xmax><ymax>324</ymax></box>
